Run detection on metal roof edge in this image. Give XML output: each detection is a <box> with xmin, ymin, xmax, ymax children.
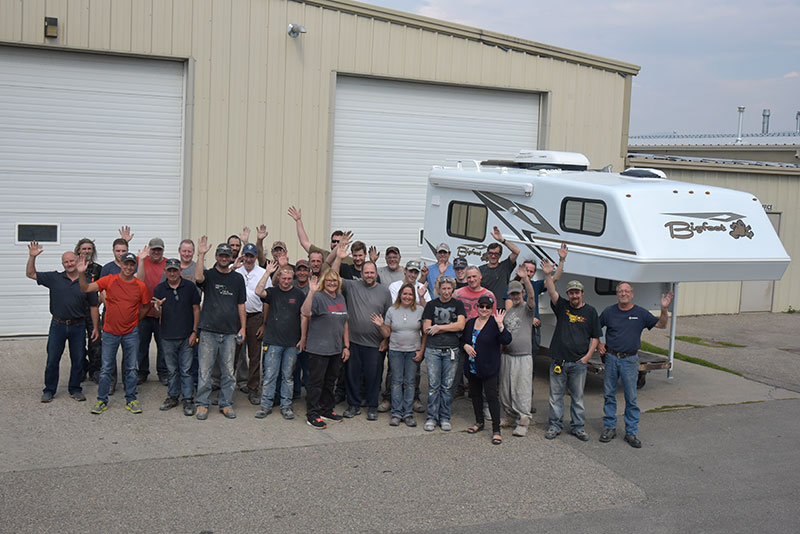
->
<box><xmin>295</xmin><ymin>0</ymin><xmax>641</xmax><ymax>75</ymax></box>
<box><xmin>627</xmin><ymin>153</ymin><xmax>800</xmax><ymax>175</ymax></box>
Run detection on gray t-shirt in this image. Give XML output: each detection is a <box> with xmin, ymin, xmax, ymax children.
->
<box><xmin>342</xmin><ymin>279</ymin><xmax>393</xmax><ymax>348</ymax></box>
<box><xmin>306</xmin><ymin>291</ymin><xmax>348</xmax><ymax>356</ymax></box>
<box><xmin>385</xmin><ymin>305</ymin><xmax>424</xmax><ymax>352</ymax></box>
<box><xmin>503</xmin><ymin>301</ymin><xmax>535</xmax><ymax>355</ymax></box>
<box><xmin>378</xmin><ymin>266</ymin><xmax>405</xmax><ymax>287</ymax></box>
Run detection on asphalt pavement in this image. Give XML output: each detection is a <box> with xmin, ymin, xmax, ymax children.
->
<box><xmin>1</xmin><ymin>312</ymin><xmax>799</xmax><ymax>533</ymax></box>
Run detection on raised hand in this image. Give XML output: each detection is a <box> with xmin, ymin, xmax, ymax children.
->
<box><xmin>420</xmin><ymin>263</ymin><xmax>429</xmax><ymax>278</ymax></box>
<box><xmin>490</xmin><ymin>225</ymin><xmax>503</xmax><ymax>242</ymax></box>
<box><xmin>662</xmin><ymin>291</ymin><xmax>674</xmax><ymax>308</ymax></box>
<box><xmin>337</xmin><ymin>240</ymin><xmax>350</xmax><ymax>259</ymax></box>
<box><xmin>493</xmin><ymin>308</ymin><xmax>506</xmax><ymax>327</ymax></box>
<box><xmin>256</xmin><ymin>224</ymin><xmax>268</xmax><ymax>241</ymax></box>
<box><xmin>118</xmin><ymin>226</ymin><xmax>134</xmax><ymax>242</ymax></box>
<box><xmin>265</xmin><ymin>258</ymin><xmax>278</xmax><ymax>275</ymax></box>
<box><xmin>370</xmin><ymin>313</ymin><xmax>384</xmax><ymax>327</ymax></box>
<box><xmin>76</xmin><ymin>255</ymin><xmax>88</xmax><ymax>273</ymax></box>
<box><xmin>516</xmin><ymin>264</ymin><xmax>527</xmax><ymax>279</ymax></box>
<box><xmin>240</xmin><ymin>226</ymin><xmax>251</xmax><ymax>243</ymax></box>
<box><xmin>540</xmin><ymin>258</ymin><xmax>554</xmax><ymax>276</ymax></box>
<box><xmin>232</xmin><ymin>255</ymin><xmax>244</xmax><ymax>270</ymax></box>
<box><xmin>137</xmin><ymin>245</ymin><xmax>150</xmax><ymax>262</ymax></box>
<box><xmin>287</xmin><ymin>205</ymin><xmax>302</xmax><ymax>221</ymax></box>
<box><xmin>308</xmin><ymin>275</ymin><xmax>320</xmax><ymax>292</ymax></box>
<box><xmin>198</xmin><ymin>235</ymin><xmax>210</xmax><ymax>255</ymax></box>
<box><xmin>418</xmin><ymin>282</ymin><xmax>428</xmax><ymax>298</ymax></box>
<box><xmin>368</xmin><ymin>245</ymin><xmax>380</xmax><ymax>263</ymax></box>
<box><xmin>558</xmin><ymin>243</ymin><xmax>568</xmax><ymax>261</ymax></box>
<box><xmin>28</xmin><ymin>241</ymin><xmax>43</xmax><ymax>257</ymax></box>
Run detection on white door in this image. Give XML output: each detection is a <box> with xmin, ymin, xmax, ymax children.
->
<box><xmin>331</xmin><ymin>76</ymin><xmax>539</xmax><ymax>262</ymax></box>
<box><xmin>0</xmin><ymin>47</ymin><xmax>184</xmax><ymax>335</ymax></box>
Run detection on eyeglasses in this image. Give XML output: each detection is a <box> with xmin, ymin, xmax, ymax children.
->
<box><xmin>172</xmin><ymin>288</ymin><xmax>179</xmax><ymax>301</ymax></box>
<box><xmin>477</xmin><ymin>304</ymin><xmax>492</xmax><ymax>310</ymax></box>
<box><xmin>487</xmin><ymin>252</ymin><xmax>501</xmax><ymax>257</ymax></box>
<box><xmin>436</xmin><ymin>250</ymin><xmax>449</xmax><ymax>255</ymax></box>
<box><xmin>331</xmin><ymin>239</ymin><xmax>340</xmax><ymax>244</ymax></box>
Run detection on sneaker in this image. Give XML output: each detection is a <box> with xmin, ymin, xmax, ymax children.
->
<box><xmin>90</xmin><ymin>400</ymin><xmax>107</xmax><ymax>414</ymax></box>
<box><xmin>248</xmin><ymin>391</ymin><xmax>261</xmax><ymax>406</ymax></box>
<box><xmin>377</xmin><ymin>399</ymin><xmax>391</xmax><ymax>413</ymax></box>
<box><xmin>599</xmin><ymin>428</ymin><xmax>617</xmax><ymax>443</ymax></box>
<box><xmin>367</xmin><ymin>408</ymin><xmax>378</xmax><ymax>421</ymax></box>
<box><xmin>412</xmin><ymin>399</ymin><xmax>425</xmax><ymax>413</ymax></box>
<box><xmin>182</xmin><ymin>399</ymin><xmax>196</xmax><ymax>416</ymax></box>
<box><xmin>512</xmin><ymin>425</ymin><xmax>528</xmax><ymax>437</ymax></box>
<box><xmin>321</xmin><ymin>410</ymin><xmax>343</xmax><ymax>422</ymax></box>
<box><xmin>196</xmin><ymin>406</ymin><xmax>209</xmax><ymax>420</ymax></box>
<box><xmin>389</xmin><ymin>416</ymin><xmax>401</xmax><ymax>426</ymax></box>
<box><xmin>40</xmin><ymin>392</ymin><xmax>54</xmax><ymax>403</ymax></box>
<box><xmin>343</xmin><ymin>405</ymin><xmax>361</xmax><ymax>418</ymax></box>
<box><xmin>160</xmin><ymin>397</ymin><xmax>179</xmax><ymax>411</ymax></box>
<box><xmin>70</xmin><ymin>391</ymin><xmax>87</xmax><ymax>402</ymax></box>
<box><xmin>624</xmin><ymin>434</ymin><xmax>642</xmax><ymax>448</ymax></box>
<box><xmin>307</xmin><ymin>417</ymin><xmax>327</xmax><ymax>429</ymax></box>
<box><xmin>254</xmin><ymin>407</ymin><xmax>272</xmax><ymax>419</ymax></box>
<box><xmin>220</xmin><ymin>406</ymin><xmax>236</xmax><ymax>419</ymax></box>
<box><xmin>281</xmin><ymin>407</ymin><xmax>296</xmax><ymax>420</ymax></box>
<box><xmin>440</xmin><ymin>420</ymin><xmax>452</xmax><ymax>432</ymax></box>
<box><xmin>404</xmin><ymin>416</ymin><xmax>417</xmax><ymax>427</ymax></box>
<box><xmin>423</xmin><ymin>419</ymin><xmax>436</xmax><ymax>432</ymax></box>
<box><xmin>545</xmin><ymin>427</ymin><xmax>560</xmax><ymax>440</ymax></box>
<box><xmin>125</xmin><ymin>400</ymin><xmax>143</xmax><ymax>414</ymax></box>
<box><xmin>570</xmin><ymin>429</ymin><xmax>589</xmax><ymax>442</ymax></box>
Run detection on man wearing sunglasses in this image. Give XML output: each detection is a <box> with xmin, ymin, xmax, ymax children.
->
<box><xmin>152</xmin><ymin>258</ymin><xmax>201</xmax><ymax>416</ymax></box>
<box><xmin>479</xmin><ymin>226</ymin><xmax>521</xmax><ymax>310</ymax></box>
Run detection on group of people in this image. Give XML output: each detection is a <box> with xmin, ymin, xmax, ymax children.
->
<box><xmin>29</xmin><ymin>205</ymin><xmax>672</xmax><ymax>446</ymax></box>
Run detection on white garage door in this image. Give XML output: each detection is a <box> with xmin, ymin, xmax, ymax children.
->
<box><xmin>331</xmin><ymin>76</ymin><xmax>539</xmax><ymax>262</ymax></box>
<box><xmin>0</xmin><ymin>47</ymin><xmax>184</xmax><ymax>336</ymax></box>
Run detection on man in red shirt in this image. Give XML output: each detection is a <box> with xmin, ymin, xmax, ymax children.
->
<box><xmin>135</xmin><ymin>237</ymin><xmax>167</xmax><ymax>384</ymax></box>
<box><xmin>79</xmin><ymin>252</ymin><xmax>150</xmax><ymax>414</ymax></box>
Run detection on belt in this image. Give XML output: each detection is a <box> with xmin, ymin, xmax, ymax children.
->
<box><xmin>607</xmin><ymin>350</ymin><xmax>636</xmax><ymax>358</ymax></box>
<box><xmin>246</xmin><ymin>311</ymin><xmax>263</xmax><ymax>317</ymax></box>
<box><xmin>52</xmin><ymin>317</ymin><xmax>85</xmax><ymax>325</ymax></box>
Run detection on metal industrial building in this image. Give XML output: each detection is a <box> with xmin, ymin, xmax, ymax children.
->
<box><xmin>1</xmin><ymin>0</ymin><xmax>639</xmax><ymax>335</ymax></box>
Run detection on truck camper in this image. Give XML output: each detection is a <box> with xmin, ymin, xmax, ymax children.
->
<box><xmin>421</xmin><ymin>150</ymin><xmax>791</xmax><ymax>381</ymax></box>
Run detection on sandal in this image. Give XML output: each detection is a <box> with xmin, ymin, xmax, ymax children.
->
<box><xmin>467</xmin><ymin>423</ymin><xmax>485</xmax><ymax>434</ymax></box>
<box><xmin>492</xmin><ymin>434</ymin><xmax>503</xmax><ymax>445</ymax></box>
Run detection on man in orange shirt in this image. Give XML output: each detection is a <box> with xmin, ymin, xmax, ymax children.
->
<box><xmin>79</xmin><ymin>252</ymin><xmax>150</xmax><ymax>415</ymax></box>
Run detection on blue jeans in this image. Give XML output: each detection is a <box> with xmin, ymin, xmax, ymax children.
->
<box><xmin>98</xmin><ymin>327</ymin><xmax>140</xmax><ymax>403</ymax></box>
<box><xmin>388</xmin><ymin>350</ymin><xmax>416</xmax><ymax>418</ymax></box>
<box><xmin>44</xmin><ymin>319</ymin><xmax>85</xmax><ymax>395</ymax></box>
<box><xmin>603</xmin><ymin>353</ymin><xmax>640</xmax><ymax>435</ymax></box>
<box><xmin>346</xmin><ymin>343</ymin><xmax>383</xmax><ymax>408</ymax></box>
<box><xmin>293</xmin><ymin>351</ymin><xmax>308</xmax><ymax>397</ymax></box>
<box><xmin>197</xmin><ymin>331</ymin><xmax>236</xmax><ymax>408</ymax></box>
<box><xmin>548</xmin><ymin>360</ymin><xmax>587</xmax><ymax>433</ymax></box>
<box><xmin>162</xmin><ymin>337</ymin><xmax>194</xmax><ymax>401</ymax></box>
<box><xmin>261</xmin><ymin>345</ymin><xmax>297</xmax><ymax>409</ymax></box>
<box><xmin>425</xmin><ymin>347</ymin><xmax>458</xmax><ymax>423</ymax></box>
<box><xmin>138</xmin><ymin>315</ymin><xmax>166</xmax><ymax>379</ymax></box>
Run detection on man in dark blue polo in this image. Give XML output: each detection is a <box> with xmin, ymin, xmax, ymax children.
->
<box><xmin>26</xmin><ymin>241</ymin><xmax>99</xmax><ymax>403</ymax></box>
<box><xmin>152</xmin><ymin>258</ymin><xmax>201</xmax><ymax>416</ymax></box>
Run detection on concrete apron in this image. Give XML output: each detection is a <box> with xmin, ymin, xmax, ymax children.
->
<box><xmin>1</xmin><ymin>336</ymin><xmax>796</xmax><ymax>473</ymax></box>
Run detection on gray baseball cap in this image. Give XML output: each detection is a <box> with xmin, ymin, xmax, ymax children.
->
<box><xmin>216</xmin><ymin>243</ymin><xmax>233</xmax><ymax>256</ymax></box>
<box><xmin>508</xmin><ymin>280</ymin><xmax>524</xmax><ymax>294</ymax></box>
<box><xmin>405</xmin><ymin>260</ymin><xmax>421</xmax><ymax>271</ymax></box>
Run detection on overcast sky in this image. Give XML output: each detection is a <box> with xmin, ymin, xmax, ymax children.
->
<box><xmin>361</xmin><ymin>0</ymin><xmax>800</xmax><ymax>136</ymax></box>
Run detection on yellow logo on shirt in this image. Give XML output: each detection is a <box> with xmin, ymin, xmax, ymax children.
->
<box><xmin>566</xmin><ymin>310</ymin><xmax>586</xmax><ymax>323</ymax></box>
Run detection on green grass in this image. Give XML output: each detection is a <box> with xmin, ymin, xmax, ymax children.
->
<box><xmin>641</xmin><ymin>341</ymin><xmax>743</xmax><ymax>376</ymax></box>
<box><xmin>646</xmin><ymin>404</ymin><xmax>704</xmax><ymax>413</ymax></box>
<box><xmin>674</xmin><ymin>335</ymin><xmax>746</xmax><ymax>348</ymax></box>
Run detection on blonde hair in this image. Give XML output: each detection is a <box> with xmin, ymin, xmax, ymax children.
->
<box><xmin>393</xmin><ymin>283</ymin><xmax>417</xmax><ymax>311</ymax></box>
<box><xmin>319</xmin><ymin>268</ymin><xmax>342</xmax><ymax>294</ymax></box>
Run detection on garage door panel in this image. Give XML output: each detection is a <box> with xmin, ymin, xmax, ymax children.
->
<box><xmin>0</xmin><ymin>47</ymin><xmax>184</xmax><ymax>336</ymax></box>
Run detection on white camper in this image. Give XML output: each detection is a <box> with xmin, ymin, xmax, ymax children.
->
<box><xmin>421</xmin><ymin>150</ymin><xmax>790</xmax><ymax>380</ymax></box>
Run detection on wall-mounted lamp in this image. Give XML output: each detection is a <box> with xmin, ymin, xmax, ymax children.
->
<box><xmin>287</xmin><ymin>24</ymin><xmax>306</xmax><ymax>38</ymax></box>
<box><xmin>44</xmin><ymin>17</ymin><xmax>58</xmax><ymax>39</ymax></box>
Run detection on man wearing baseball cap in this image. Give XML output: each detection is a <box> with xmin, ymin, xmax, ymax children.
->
<box><xmin>79</xmin><ymin>251</ymin><xmax>150</xmax><ymax>415</ymax></box>
<box><xmin>452</xmin><ymin>257</ymin><xmax>469</xmax><ymax>289</ymax></box>
<box><xmin>235</xmin><ymin>243</ymin><xmax>267</xmax><ymax>404</ymax></box>
<box><xmin>135</xmin><ymin>237</ymin><xmax>168</xmax><ymax>385</ymax></box>
<box><xmin>193</xmin><ymin>237</ymin><xmax>247</xmax><ymax>420</ymax></box>
<box><xmin>377</xmin><ymin>246</ymin><xmax>404</xmax><ymax>286</ymax></box>
<box><xmin>425</xmin><ymin>242</ymin><xmax>456</xmax><ymax>297</ymax></box>
<box><xmin>152</xmin><ymin>258</ymin><xmax>201</xmax><ymax>415</ymax></box>
<box><xmin>541</xmin><ymin>261</ymin><xmax>600</xmax><ymax>441</ymax></box>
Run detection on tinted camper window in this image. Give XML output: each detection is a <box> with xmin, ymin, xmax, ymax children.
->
<box><xmin>447</xmin><ymin>201</ymin><xmax>487</xmax><ymax>242</ymax></box>
<box><xmin>595</xmin><ymin>278</ymin><xmax>620</xmax><ymax>296</ymax></box>
<box><xmin>560</xmin><ymin>198</ymin><xmax>606</xmax><ymax>236</ymax></box>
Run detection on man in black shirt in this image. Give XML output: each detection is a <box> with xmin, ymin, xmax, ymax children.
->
<box><xmin>542</xmin><ymin>259</ymin><xmax>600</xmax><ymax>442</ymax></box>
<box><xmin>479</xmin><ymin>226</ymin><xmax>520</xmax><ymax>309</ymax></box>
<box><xmin>194</xmin><ymin>238</ymin><xmax>247</xmax><ymax>421</ymax></box>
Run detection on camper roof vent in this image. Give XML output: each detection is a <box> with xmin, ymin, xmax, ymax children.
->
<box><xmin>620</xmin><ymin>168</ymin><xmax>667</xmax><ymax>179</ymax></box>
<box><xmin>481</xmin><ymin>150</ymin><xmax>589</xmax><ymax>171</ymax></box>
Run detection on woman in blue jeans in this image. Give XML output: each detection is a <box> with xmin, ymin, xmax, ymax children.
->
<box><xmin>372</xmin><ymin>283</ymin><xmax>425</xmax><ymax>427</ymax></box>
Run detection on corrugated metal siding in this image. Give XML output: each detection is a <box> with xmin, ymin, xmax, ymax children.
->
<box><xmin>0</xmin><ymin>0</ymin><xmax>631</xmax><ymax>268</ymax></box>
<box><xmin>644</xmin><ymin>167</ymin><xmax>799</xmax><ymax>314</ymax></box>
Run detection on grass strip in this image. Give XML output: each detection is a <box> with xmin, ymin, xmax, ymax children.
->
<box><xmin>641</xmin><ymin>341</ymin><xmax>743</xmax><ymax>376</ymax></box>
<box><xmin>674</xmin><ymin>335</ymin><xmax>746</xmax><ymax>348</ymax></box>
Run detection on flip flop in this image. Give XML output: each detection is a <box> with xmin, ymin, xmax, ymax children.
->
<box><xmin>492</xmin><ymin>434</ymin><xmax>503</xmax><ymax>445</ymax></box>
<box><xmin>467</xmin><ymin>423</ymin><xmax>485</xmax><ymax>434</ymax></box>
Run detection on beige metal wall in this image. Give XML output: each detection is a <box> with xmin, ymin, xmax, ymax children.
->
<box><xmin>1</xmin><ymin>0</ymin><xmax>638</xmax><ymax>254</ymax></box>
<box><xmin>627</xmin><ymin>159</ymin><xmax>800</xmax><ymax>315</ymax></box>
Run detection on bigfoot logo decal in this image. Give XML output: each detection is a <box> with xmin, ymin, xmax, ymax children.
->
<box><xmin>662</xmin><ymin>212</ymin><xmax>754</xmax><ymax>241</ymax></box>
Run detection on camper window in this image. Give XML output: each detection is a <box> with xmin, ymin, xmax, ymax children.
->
<box><xmin>560</xmin><ymin>198</ymin><xmax>606</xmax><ymax>236</ymax></box>
<box><xmin>447</xmin><ymin>201</ymin><xmax>487</xmax><ymax>242</ymax></box>
<box><xmin>595</xmin><ymin>278</ymin><xmax>620</xmax><ymax>296</ymax></box>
